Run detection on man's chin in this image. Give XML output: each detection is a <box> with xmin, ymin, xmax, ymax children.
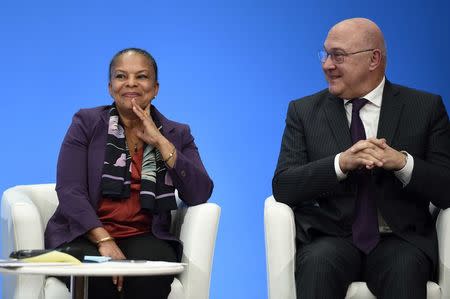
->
<box><xmin>328</xmin><ymin>85</ymin><xmax>342</xmax><ymax>97</ymax></box>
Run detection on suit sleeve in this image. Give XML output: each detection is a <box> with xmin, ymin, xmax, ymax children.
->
<box><xmin>167</xmin><ymin>125</ymin><xmax>213</xmax><ymax>206</ymax></box>
<box><xmin>55</xmin><ymin>110</ymin><xmax>103</xmax><ymax>237</ymax></box>
<box><xmin>404</xmin><ymin>96</ymin><xmax>450</xmax><ymax>208</ymax></box>
<box><xmin>272</xmin><ymin>101</ymin><xmax>342</xmax><ymax>207</ymax></box>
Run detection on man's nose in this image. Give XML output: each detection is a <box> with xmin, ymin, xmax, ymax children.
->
<box><xmin>322</xmin><ymin>55</ymin><xmax>336</xmax><ymax>70</ymax></box>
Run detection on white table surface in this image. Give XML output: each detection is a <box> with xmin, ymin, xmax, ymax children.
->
<box><xmin>0</xmin><ymin>261</ymin><xmax>185</xmax><ymax>277</ymax></box>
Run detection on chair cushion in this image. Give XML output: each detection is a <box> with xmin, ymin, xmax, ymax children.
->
<box><xmin>426</xmin><ymin>281</ymin><xmax>441</xmax><ymax>299</ymax></box>
<box><xmin>44</xmin><ymin>277</ymin><xmax>70</xmax><ymax>299</ymax></box>
<box><xmin>168</xmin><ymin>278</ymin><xmax>184</xmax><ymax>299</ymax></box>
<box><xmin>345</xmin><ymin>281</ymin><xmax>441</xmax><ymax>299</ymax></box>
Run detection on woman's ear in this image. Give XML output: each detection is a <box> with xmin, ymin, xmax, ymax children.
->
<box><xmin>108</xmin><ymin>82</ymin><xmax>113</xmax><ymax>97</ymax></box>
<box><xmin>154</xmin><ymin>82</ymin><xmax>160</xmax><ymax>97</ymax></box>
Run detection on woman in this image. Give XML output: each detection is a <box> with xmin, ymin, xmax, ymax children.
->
<box><xmin>45</xmin><ymin>48</ymin><xmax>214</xmax><ymax>299</ymax></box>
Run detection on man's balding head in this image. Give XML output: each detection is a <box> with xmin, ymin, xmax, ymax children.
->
<box><xmin>322</xmin><ymin>18</ymin><xmax>386</xmax><ymax>99</ymax></box>
<box><xmin>329</xmin><ymin>18</ymin><xmax>386</xmax><ymax>56</ymax></box>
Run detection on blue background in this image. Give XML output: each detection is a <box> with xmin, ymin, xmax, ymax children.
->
<box><xmin>1</xmin><ymin>0</ymin><xmax>449</xmax><ymax>298</ymax></box>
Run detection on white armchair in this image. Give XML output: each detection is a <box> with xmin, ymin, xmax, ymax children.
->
<box><xmin>1</xmin><ymin>184</ymin><xmax>220</xmax><ymax>299</ymax></box>
<box><xmin>264</xmin><ymin>195</ymin><xmax>450</xmax><ymax>299</ymax></box>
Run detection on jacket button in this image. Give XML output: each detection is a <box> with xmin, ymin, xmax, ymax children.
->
<box><xmin>180</xmin><ymin>170</ymin><xmax>186</xmax><ymax>177</ymax></box>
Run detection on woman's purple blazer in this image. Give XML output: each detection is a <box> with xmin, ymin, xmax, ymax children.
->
<box><xmin>45</xmin><ymin>105</ymin><xmax>213</xmax><ymax>259</ymax></box>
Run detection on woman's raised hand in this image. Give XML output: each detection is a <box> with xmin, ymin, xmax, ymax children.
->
<box><xmin>131</xmin><ymin>98</ymin><xmax>164</xmax><ymax>146</ymax></box>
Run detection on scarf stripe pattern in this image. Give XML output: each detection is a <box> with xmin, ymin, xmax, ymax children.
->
<box><xmin>101</xmin><ymin>105</ymin><xmax>177</xmax><ymax>214</ymax></box>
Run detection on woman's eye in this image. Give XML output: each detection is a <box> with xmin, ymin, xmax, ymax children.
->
<box><xmin>137</xmin><ymin>74</ymin><xmax>148</xmax><ymax>79</ymax></box>
<box><xmin>115</xmin><ymin>74</ymin><xmax>126</xmax><ymax>79</ymax></box>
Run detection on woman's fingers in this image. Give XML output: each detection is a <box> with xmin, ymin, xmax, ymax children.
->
<box><xmin>131</xmin><ymin>99</ymin><xmax>146</xmax><ymax>120</ymax></box>
<box><xmin>117</xmin><ymin>276</ymin><xmax>124</xmax><ymax>292</ymax></box>
<box><xmin>112</xmin><ymin>276</ymin><xmax>124</xmax><ymax>292</ymax></box>
<box><xmin>130</xmin><ymin>99</ymin><xmax>164</xmax><ymax>146</ymax></box>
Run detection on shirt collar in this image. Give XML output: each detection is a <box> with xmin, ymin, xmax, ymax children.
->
<box><xmin>344</xmin><ymin>76</ymin><xmax>385</xmax><ymax>107</ymax></box>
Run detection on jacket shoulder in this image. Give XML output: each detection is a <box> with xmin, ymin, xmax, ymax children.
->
<box><xmin>292</xmin><ymin>88</ymin><xmax>330</xmax><ymax>103</ymax></box>
<box><xmin>287</xmin><ymin>89</ymin><xmax>331</xmax><ymax>116</ymax></box>
<box><xmin>390</xmin><ymin>83</ymin><xmax>441</xmax><ymax>101</ymax></box>
<box><xmin>164</xmin><ymin>117</ymin><xmax>189</xmax><ymax>131</ymax></box>
<box><xmin>68</xmin><ymin>105</ymin><xmax>110</xmax><ymax>138</ymax></box>
<box><xmin>153</xmin><ymin>106</ymin><xmax>190</xmax><ymax>134</ymax></box>
<box><xmin>73</xmin><ymin>105</ymin><xmax>109</xmax><ymax>125</ymax></box>
<box><xmin>388</xmin><ymin>83</ymin><xmax>445</xmax><ymax>117</ymax></box>
<box><xmin>75</xmin><ymin>105</ymin><xmax>110</xmax><ymax>121</ymax></box>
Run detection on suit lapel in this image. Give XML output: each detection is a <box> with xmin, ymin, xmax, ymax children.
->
<box><xmin>376</xmin><ymin>81</ymin><xmax>404</xmax><ymax>144</ymax></box>
<box><xmin>324</xmin><ymin>94</ymin><xmax>353</xmax><ymax>152</ymax></box>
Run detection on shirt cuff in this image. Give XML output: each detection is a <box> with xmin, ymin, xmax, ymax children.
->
<box><xmin>335</xmin><ymin>153</ymin><xmax>347</xmax><ymax>181</ymax></box>
<box><xmin>394</xmin><ymin>151</ymin><xmax>414</xmax><ymax>186</ymax></box>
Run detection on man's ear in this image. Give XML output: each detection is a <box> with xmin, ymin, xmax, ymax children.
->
<box><xmin>369</xmin><ymin>49</ymin><xmax>382</xmax><ymax>71</ymax></box>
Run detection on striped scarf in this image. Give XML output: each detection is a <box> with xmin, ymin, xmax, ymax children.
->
<box><xmin>101</xmin><ymin>105</ymin><xmax>177</xmax><ymax>214</ymax></box>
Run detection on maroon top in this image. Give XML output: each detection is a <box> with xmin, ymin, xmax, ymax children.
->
<box><xmin>97</xmin><ymin>148</ymin><xmax>152</xmax><ymax>238</ymax></box>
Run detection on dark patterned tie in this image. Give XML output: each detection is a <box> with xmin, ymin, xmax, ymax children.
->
<box><xmin>350</xmin><ymin>98</ymin><xmax>380</xmax><ymax>254</ymax></box>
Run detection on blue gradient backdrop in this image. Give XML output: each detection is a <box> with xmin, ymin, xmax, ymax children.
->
<box><xmin>1</xmin><ymin>1</ymin><xmax>449</xmax><ymax>298</ymax></box>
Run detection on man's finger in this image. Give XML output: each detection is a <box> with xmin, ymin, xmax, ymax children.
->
<box><xmin>367</xmin><ymin>137</ymin><xmax>388</xmax><ymax>149</ymax></box>
<box><xmin>356</xmin><ymin>152</ymin><xmax>384</xmax><ymax>167</ymax></box>
<box><xmin>350</xmin><ymin>140</ymin><xmax>376</xmax><ymax>153</ymax></box>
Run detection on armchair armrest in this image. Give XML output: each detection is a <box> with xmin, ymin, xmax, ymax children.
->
<box><xmin>1</xmin><ymin>187</ymin><xmax>45</xmax><ymax>256</ymax></box>
<box><xmin>264</xmin><ymin>196</ymin><xmax>296</xmax><ymax>299</ymax></box>
<box><xmin>173</xmin><ymin>202</ymin><xmax>220</xmax><ymax>299</ymax></box>
<box><xmin>1</xmin><ymin>186</ymin><xmax>46</xmax><ymax>299</ymax></box>
<box><xmin>437</xmin><ymin>208</ymin><xmax>450</xmax><ymax>299</ymax></box>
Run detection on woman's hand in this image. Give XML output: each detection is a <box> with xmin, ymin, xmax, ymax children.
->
<box><xmin>86</xmin><ymin>227</ymin><xmax>125</xmax><ymax>292</ymax></box>
<box><xmin>98</xmin><ymin>240</ymin><xmax>126</xmax><ymax>292</ymax></box>
<box><xmin>131</xmin><ymin>98</ymin><xmax>178</xmax><ymax>168</ymax></box>
<box><xmin>131</xmin><ymin>98</ymin><xmax>164</xmax><ymax>146</ymax></box>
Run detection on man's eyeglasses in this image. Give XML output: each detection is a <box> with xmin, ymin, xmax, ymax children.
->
<box><xmin>318</xmin><ymin>49</ymin><xmax>375</xmax><ymax>64</ymax></box>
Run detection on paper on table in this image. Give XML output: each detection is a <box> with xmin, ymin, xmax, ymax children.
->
<box><xmin>21</xmin><ymin>251</ymin><xmax>81</xmax><ymax>264</ymax></box>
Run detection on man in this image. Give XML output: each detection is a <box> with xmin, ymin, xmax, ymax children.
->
<box><xmin>272</xmin><ymin>18</ymin><xmax>450</xmax><ymax>299</ymax></box>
